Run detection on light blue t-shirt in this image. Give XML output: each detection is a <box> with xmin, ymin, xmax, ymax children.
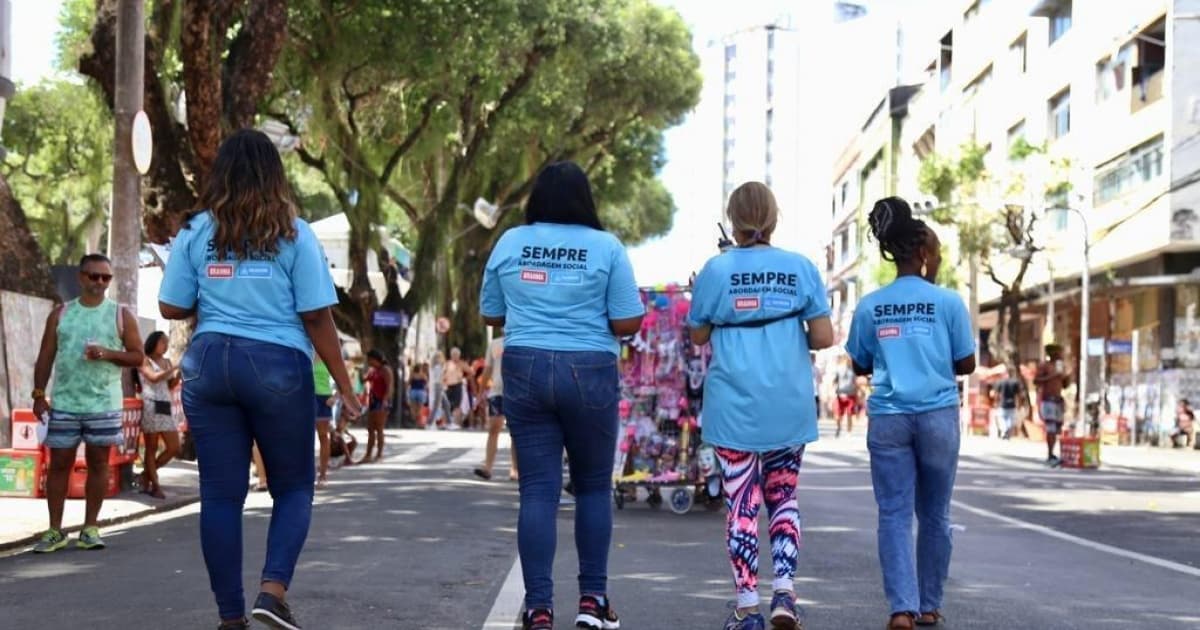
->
<box><xmin>159</xmin><ymin>211</ymin><xmax>337</xmax><ymax>356</ymax></box>
<box><xmin>480</xmin><ymin>223</ymin><xmax>643</xmax><ymax>355</ymax></box>
<box><xmin>687</xmin><ymin>246</ymin><xmax>830</xmax><ymax>451</ymax></box>
<box><xmin>846</xmin><ymin>276</ymin><xmax>975</xmax><ymax>415</ymax></box>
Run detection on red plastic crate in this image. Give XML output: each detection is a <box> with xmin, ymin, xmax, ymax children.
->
<box><xmin>11</xmin><ymin>409</ymin><xmax>43</xmax><ymax>451</ymax></box>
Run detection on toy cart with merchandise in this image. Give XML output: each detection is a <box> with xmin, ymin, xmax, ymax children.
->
<box><xmin>612</xmin><ymin>284</ymin><xmax>722</xmax><ymax>515</ymax></box>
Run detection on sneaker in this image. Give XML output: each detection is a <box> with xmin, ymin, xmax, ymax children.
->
<box><xmin>724</xmin><ymin>610</ymin><xmax>766</xmax><ymax>630</ymax></box>
<box><xmin>576</xmin><ymin>595</ymin><xmax>620</xmax><ymax>629</ymax></box>
<box><xmin>769</xmin><ymin>591</ymin><xmax>802</xmax><ymax>630</ymax></box>
<box><xmin>217</xmin><ymin>620</ymin><xmax>249</xmax><ymax>630</ymax></box>
<box><xmin>522</xmin><ymin>608</ymin><xmax>553</xmax><ymax>630</ymax></box>
<box><xmin>75</xmin><ymin>526</ymin><xmax>106</xmax><ymax>550</ymax></box>
<box><xmin>32</xmin><ymin>528</ymin><xmax>69</xmax><ymax>554</ymax></box>
<box><xmin>251</xmin><ymin>592</ymin><xmax>301</xmax><ymax>629</ymax></box>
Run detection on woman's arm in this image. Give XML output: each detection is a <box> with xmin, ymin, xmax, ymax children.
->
<box><xmin>138</xmin><ymin>359</ymin><xmax>176</xmax><ymax>384</ymax></box>
<box><xmin>805</xmin><ymin>316</ymin><xmax>835</xmax><ymax>350</ymax></box>
<box><xmin>690</xmin><ymin>324</ymin><xmax>712</xmax><ymax>346</ymax></box>
<box><xmin>610</xmin><ymin>316</ymin><xmax>643</xmax><ymax>337</ymax></box>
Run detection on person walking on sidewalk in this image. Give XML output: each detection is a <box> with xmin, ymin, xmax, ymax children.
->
<box><xmin>474</xmin><ymin>331</ymin><xmax>519</xmax><ymax>481</ymax></box>
<box><xmin>989</xmin><ymin>367</ymin><xmax>1025</xmax><ymax>440</ymax></box>
<box><xmin>688</xmin><ymin>181</ymin><xmax>834</xmax><ymax>630</ymax></box>
<box><xmin>833</xmin><ymin>356</ymin><xmax>859</xmax><ymax>438</ymax></box>
<box><xmin>443</xmin><ymin>347</ymin><xmax>471</xmax><ymax>429</ymax></box>
<box><xmin>480</xmin><ymin>161</ymin><xmax>644</xmax><ymax>630</ymax></box>
<box><xmin>138</xmin><ymin>331</ymin><xmax>182</xmax><ymax>499</ymax></box>
<box><xmin>1034</xmin><ymin>344</ymin><xmax>1070</xmax><ymax>466</ymax></box>
<box><xmin>159</xmin><ymin>129</ymin><xmax>362</xmax><ymax>630</ymax></box>
<box><xmin>846</xmin><ymin>197</ymin><xmax>976</xmax><ymax>630</ymax></box>
<box><xmin>360</xmin><ymin>349</ymin><xmax>393</xmax><ymax>463</ymax></box>
<box><xmin>313</xmin><ymin>358</ymin><xmax>335</xmax><ymax>487</ymax></box>
<box><xmin>31</xmin><ymin>253</ymin><xmax>145</xmax><ymax>554</ymax></box>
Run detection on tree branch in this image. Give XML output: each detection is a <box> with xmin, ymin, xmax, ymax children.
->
<box><xmin>380</xmin><ymin>94</ymin><xmax>439</xmax><ymax>186</ymax></box>
<box><xmin>383</xmin><ymin>186</ymin><xmax>421</xmax><ymax>224</ymax></box>
<box><xmin>223</xmin><ymin>0</ymin><xmax>289</xmax><ymax>130</ymax></box>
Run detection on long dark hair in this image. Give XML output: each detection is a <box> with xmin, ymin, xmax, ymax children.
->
<box><xmin>193</xmin><ymin>129</ymin><xmax>298</xmax><ymax>260</ymax></box>
<box><xmin>868</xmin><ymin>196</ymin><xmax>927</xmax><ymax>265</ymax></box>
<box><xmin>524</xmin><ymin>161</ymin><xmax>603</xmax><ymax>230</ymax></box>
<box><xmin>367</xmin><ymin>349</ymin><xmax>388</xmax><ymax>365</ymax></box>
<box><xmin>143</xmin><ymin>331</ymin><xmax>168</xmax><ymax>357</ymax></box>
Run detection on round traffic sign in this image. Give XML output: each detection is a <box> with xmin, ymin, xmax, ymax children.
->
<box><xmin>132</xmin><ymin>110</ymin><xmax>153</xmax><ymax>175</ymax></box>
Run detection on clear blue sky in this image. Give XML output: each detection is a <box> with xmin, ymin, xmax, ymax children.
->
<box><xmin>10</xmin><ymin>0</ymin><xmax>65</xmax><ymax>85</ymax></box>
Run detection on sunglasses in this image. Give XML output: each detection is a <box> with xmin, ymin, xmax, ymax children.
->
<box><xmin>85</xmin><ymin>273</ymin><xmax>113</xmax><ymax>283</ymax></box>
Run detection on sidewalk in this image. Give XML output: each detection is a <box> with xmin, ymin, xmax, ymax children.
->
<box><xmin>0</xmin><ymin>460</ymin><xmax>200</xmax><ymax>552</ymax></box>
<box><xmin>960</xmin><ymin>433</ymin><xmax>1200</xmax><ymax>476</ymax></box>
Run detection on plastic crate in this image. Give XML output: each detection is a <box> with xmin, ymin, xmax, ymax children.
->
<box><xmin>11</xmin><ymin>409</ymin><xmax>44</xmax><ymax>451</ymax></box>
<box><xmin>0</xmin><ymin>448</ymin><xmax>45</xmax><ymax>497</ymax></box>
<box><xmin>1060</xmin><ymin>436</ymin><xmax>1101</xmax><ymax>469</ymax></box>
<box><xmin>66</xmin><ymin>461</ymin><xmax>124</xmax><ymax>499</ymax></box>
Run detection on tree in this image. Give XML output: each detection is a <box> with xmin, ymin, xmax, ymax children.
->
<box><xmin>919</xmin><ymin>139</ymin><xmax>1072</xmax><ymax>369</ymax></box>
<box><xmin>274</xmin><ymin>0</ymin><xmax>700</xmax><ymax>358</ymax></box>
<box><xmin>0</xmin><ymin>174</ymin><xmax>59</xmax><ymax>300</ymax></box>
<box><xmin>2</xmin><ymin>81</ymin><xmax>113</xmax><ymax>264</ymax></box>
<box><xmin>73</xmin><ymin>0</ymin><xmax>289</xmax><ymax>242</ymax></box>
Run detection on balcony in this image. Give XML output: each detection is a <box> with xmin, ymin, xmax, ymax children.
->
<box><xmin>1131</xmin><ymin>66</ymin><xmax>1163</xmax><ymax>114</ymax></box>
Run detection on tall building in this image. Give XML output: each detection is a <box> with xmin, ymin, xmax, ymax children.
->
<box><xmin>831</xmin><ymin>0</ymin><xmax>1200</xmax><ymax>424</ymax></box>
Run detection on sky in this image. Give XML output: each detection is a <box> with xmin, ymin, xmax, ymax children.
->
<box><xmin>6</xmin><ymin>0</ymin><xmax>951</xmax><ymax>285</ymax></box>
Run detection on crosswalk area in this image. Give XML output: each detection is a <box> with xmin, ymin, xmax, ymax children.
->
<box><xmin>343</xmin><ymin>428</ymin><xmax>514</xmax><ymax>473</ymax></box>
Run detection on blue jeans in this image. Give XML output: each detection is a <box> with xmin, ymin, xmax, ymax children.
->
<box><xmin>502</xmin><ymin>346</ymin><xmax>620</xmax><ymax>610</ymax></box>
<box><xmin>867</xmin><ymin>405</ymin><xmax>960</xmax><ymax>616</ymax></box>
<box><xmin>181</xmin><ymin>333</ymin><xmax>316</xmax><ymax>621</ymax></box>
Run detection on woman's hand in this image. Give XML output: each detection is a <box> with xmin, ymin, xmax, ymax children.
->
<box><xmin>340</xmin><ymin>390</ymin><xmax>364</xmax><ymax>421</ymax></box>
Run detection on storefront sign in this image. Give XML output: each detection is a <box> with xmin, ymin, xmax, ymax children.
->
<box><xmin>373</xmin><ymin>310</ymin><xmax>404</xmax><ymax>328</ymax></box>
<box><xmin>1107</xmin><ymin>339</ymin><xmax>1133</xmax><ymax>355</ymax></box>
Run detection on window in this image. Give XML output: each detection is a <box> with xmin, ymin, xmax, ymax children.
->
<box><xmin>1048</xmin><ymin>0</ymin><xmax>1072</xmax><ymax>45</ymax></box>
<box><xmin>1095</xmin><ymin>46</ymin><xmax>1131</xmax><ymax>102</ymax></box>
<box><xmin>839</xmin><ymin>230</ymin><xmax>851</xmax><ymax>266</ymax></box>
<box><xmin>840</xmin><ymin>181</ymin><xmax>849</xmax><ymax>208</ymax></box>
<box><xmin>939</xmin><ymin>31</ymin><xmax>953</xmax><ymax>92</ymax></box>
<box><xmin>1007</xmin><ymin>119</ymin><xmax>1026</xmax><ymax>159</ymax></box>
<box><xmin>767</xmin><ymin>29</ymin><xmax>775</xmax><ymax>53</ymax></box>
<box><xmin>1132</xmin><ymin>19</ymin><xmax>1167</xmax><ymax>107</ymax></box>
<box><xmin>725</xmin><ymin>44</ymin><xmax>737</xmax><ymax>62</ymax></box>
<box><xmin>963</xmin><ymin>64</ymin><xmax>993</xmax><ymax>99</ymax></box>
<box><xmin>724</xmin><ymin>44</ymin><xmax>737</xmax><ymax>82</ymax></box>
<box><xmin>1048</xmin><ymin>88</ymin><xmax>1071</xmax><ymax>140</ymax></box>
<box><xmin>1010</xmin><ymin>33</ymin><xmax>1027</xmax><ymax>73</ymax></box>
<box><xmin>1093</xmin><ymin>135</ymin><xmax>1165</xmax><ymax>206</ymax></box>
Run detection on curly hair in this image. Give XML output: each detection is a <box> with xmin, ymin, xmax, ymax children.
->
<box><xmin>191</xmin><ymin>129</ymin><xmax>298</xmax><ymax>260</ymax></box>
<box><xmin>868</xmin><ymin>196</ymin><xmax>928</xmax><ymax>265</ymax></box>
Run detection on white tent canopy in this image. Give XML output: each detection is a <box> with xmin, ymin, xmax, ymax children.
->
<box><xmin>310</xmin><ymin>213</ymin><xmax>411</xmax><ymax>301</ymax></box>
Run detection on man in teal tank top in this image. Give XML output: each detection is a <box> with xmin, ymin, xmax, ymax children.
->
<box><xmin>31</xmin><ymin>254</ymin><xmax>145</xmax><ymax>553</ymax></box>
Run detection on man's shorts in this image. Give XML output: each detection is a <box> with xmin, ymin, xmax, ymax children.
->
<box><xmin>315</xmin><ymin>395</ymin><xmax>334</xmax><ymax>421</ymax></box>
<box><xmin>835</xmin><ymin>394</ymin><xmax>856</xmax><ymax>416</ymax></box>
<box><xmin>1041</xmin><ymin>400</ymin><xmax>1064</xmax><ymax>435</ymax></box>
<box><xmin>488</xmin><ymin>395</ymin><xmax>504</xmax><ymax>417</ymax></box>
<box><xmin>45</xmin><ymin>409</ymin><xmax>123</xmax><ymax>450</ymax></box>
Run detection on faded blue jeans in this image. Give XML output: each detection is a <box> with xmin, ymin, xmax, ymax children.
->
<box><xmin>181</xmin><ymin>333</ymin><xmax>316</xmax><ymax>621</ymax></box>
<box><xmin>867</xmin><ymin>405</ymin><xmax>960</xmax><ymax>617</ymax></box>
<box><xmin>502</xmin><ymin>346</ymin><xmax>620</xmax><ymax>611</ymax></box>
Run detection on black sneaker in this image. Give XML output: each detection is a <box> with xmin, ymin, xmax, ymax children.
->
<box><xmin>251</xmin><ymin>592</ymin><xmax>301</xmax><ymax>629</ymax></box>
<box><xmin>523</xmin><ymin>608</ymin><xmax>554</xmax><ymax>630</ymax></box>
<box><xmin>217</xmin><ymin>620</ymin><xmax>248</xmax><ymax>630</ymax></box>
<box><xmin>576</xmin><ymin>595</ymin><xmax>620</xmax><ymax>629</ymax></box>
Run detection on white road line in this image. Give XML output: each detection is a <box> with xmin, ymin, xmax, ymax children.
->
<box><xmin>482</xmin><ymin>556</ymin><xmax>524</xmax><ymax>630</ymax></box>
<box><xmin>802</xmin><ymin>453</ymin><xmax>856</xmax><ymax>468</ymax></box>
<box><xmin>952</xmin><ymin>499</ymin><xmax>1200</xmax><ymax>578</ymax></box>
<box><xmin>450</xmin><ymin>448</ymin><xmax>484</xmax><ymax>466</ymax></box>
<box><xmin>388</xmin><ymin>443</ymin><xmax>442</xmax><ymax>464</ymax></box>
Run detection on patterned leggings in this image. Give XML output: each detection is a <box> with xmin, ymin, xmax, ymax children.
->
<box><xmin>715</xmin><ymin>445</ymin><xmax>805</xmax><ymax>608</ymax></box>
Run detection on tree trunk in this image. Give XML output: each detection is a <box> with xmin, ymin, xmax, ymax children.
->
<box><xmin>0</xmin><ymin>174</ymin><xmax>58</xmax><ymax>301</ymax></box>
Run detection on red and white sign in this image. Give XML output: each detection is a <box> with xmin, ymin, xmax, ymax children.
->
<box><xmin>206</xmin><ymin>264</ymin><xmax>235</xmax><ymax>279</ymax></box>
<box><xmin>734</xmin><ymin>297</ymin><xmax>761</xmax><ymax>311</ymax></box>
<box><xmin>435</xmin><ymin>317</ymin><xmax>451</xmax><ymax>334</ymax></box>
<box><xmin>877</xmin><ymin>325</ymin><xmax>902</xmax><ymax>339</ymax></box>
<box><xmin>520</xmin><ymin>269</ymin><xmax>548</xmax><ymax>284</ymax></box>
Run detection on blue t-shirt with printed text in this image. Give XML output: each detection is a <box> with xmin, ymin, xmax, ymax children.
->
<box><xmin>480</xmin><ymin>223</ymin><xmax>643</xmax><ymax>355</ymax></box>
<box><xmin>846</xmin><ymin>276</ymin><xmax>975</xmax><ymax>415</ymax></box>
<box><xmin>688</xmin><ymin>246</ymin><xmax>830</xmax><ymax>451</ymax></box>
<box><xmin>159</xmin><ymin>211</ymin><xmax>338</xmax><ymax>356</ymax></box>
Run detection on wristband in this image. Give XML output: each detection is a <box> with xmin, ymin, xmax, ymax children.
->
<box><xmin>32</xmin><ymin>388</ymin><xmax>46</xmax><ymax>400</ymax></box>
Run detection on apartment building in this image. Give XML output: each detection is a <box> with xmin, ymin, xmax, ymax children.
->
<box><xmin>829</xmin><ymin>0</ymin><xmax>1200</xmax><ymax>422</ymax></box>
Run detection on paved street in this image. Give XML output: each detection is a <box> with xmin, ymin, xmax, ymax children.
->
<box><xmin>1</xmin><ymin>427</ymin><xmax>1198</xmax><ymax>629</ymax></box>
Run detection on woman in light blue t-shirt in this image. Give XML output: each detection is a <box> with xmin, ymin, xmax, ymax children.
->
<box><xmin>480</xmin><ymin>162</ymin><xmax>643</xmax><ymax>630</ymax></box>
<box><xmin>688</xmin><ymin>182</ymin><xmax>834</xmax><ymax>630</ymax></box>
<box><xmin>846</xmin><ymin>197</ymin><xmax>976</xmax><ymax>630</ymax></box>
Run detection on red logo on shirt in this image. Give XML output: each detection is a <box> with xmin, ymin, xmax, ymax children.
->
<box><xmin>734</xmin><ymin>297</ymin><xmax>761</xmax><ymax>311</ymax></box>
<box><xmin>520</xmin><ymin>269</ymin><xmax>548</xmax><ymax>284</ymax></box>
<box><xmin>877</xmin><ymin>325</ymin><xmax>902</xmax><ymax>339</ymax></box>
<box><xmin>206</xmin><ymin>264</ymin><xmax>235</xmax><ymax>279</ymax></box>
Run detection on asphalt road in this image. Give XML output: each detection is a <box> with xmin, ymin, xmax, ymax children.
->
<box><xmin>1</xmin><ymin>427</ymin><xmax>1197</xmax><ymax>629</ymax></box>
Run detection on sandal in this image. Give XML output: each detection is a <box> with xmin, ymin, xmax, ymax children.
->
<box><xmin>473</xmin><ymin>467</ymin><xmax>493</xmax><ymax>480</ymax></box>
<box><xmin>887</xmin><ymin>612</ymin><xmax>915</xmax><ymax>630</ymax></box>
<box><xmin>916</xmin><ymin>611</ymin><xmax>945</xmax><ymax>626</ymax></box>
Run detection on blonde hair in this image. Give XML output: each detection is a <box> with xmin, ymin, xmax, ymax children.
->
<box><xmin>726</xmin><ymin>182</ymin><xmax>779</xmax><ymax>245</ymax></box>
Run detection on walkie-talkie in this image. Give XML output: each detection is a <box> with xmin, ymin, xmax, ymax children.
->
<box><xmin>717</xmin><ymin>223</ymin><xmax>734</xmax><ymax>252</ymax></box>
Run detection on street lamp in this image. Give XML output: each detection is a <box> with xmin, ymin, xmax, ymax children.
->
<box><xmin>1047</xmin><ymin>205</ymin><xmax>1090</xmax><ymax>431</ymax></box>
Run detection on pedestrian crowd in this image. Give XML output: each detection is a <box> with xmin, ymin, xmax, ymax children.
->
<box><xmin>24</xmin><ymin>129</ymin><xmax>987</xmax><ymax>630</ymax></box>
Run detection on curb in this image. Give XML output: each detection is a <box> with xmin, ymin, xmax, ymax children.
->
<box><xmin>0</xmin><ymin>492</ymin><xmax>200</xmax><ymax>554</ymax></box>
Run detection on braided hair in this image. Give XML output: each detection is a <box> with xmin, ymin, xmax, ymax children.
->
<box><xmin>868</xmin><ymin>196</ymin><xmax>928</xmax><ymax>264</ymax></box>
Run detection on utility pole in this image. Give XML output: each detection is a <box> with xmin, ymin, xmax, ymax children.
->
<box><xmin>109</xmin><ymin>0</ymin><xmax>144</xmax><ymax>312</ymax></box>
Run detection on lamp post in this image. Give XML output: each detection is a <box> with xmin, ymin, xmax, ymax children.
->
<box><xmin>1049</xmin><ymin>205</ymin><xmax>1090</xmax><ymax>431</ymax></box>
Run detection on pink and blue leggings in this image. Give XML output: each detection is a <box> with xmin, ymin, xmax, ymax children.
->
<box><xmin>715</xmin><ymin>445</ymin><xmax>805</xmax><ymax>608</ymax></box>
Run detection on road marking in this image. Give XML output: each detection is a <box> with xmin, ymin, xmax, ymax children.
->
<box><xmin>387</xmin><ymin>443</ymin><xmax>442</xmax><ymax>464</ymax></box>
<box><xmin>952</xmin><ymin>499</ymin><xmax>1200</xmax><ymax>578</ymax></box>
<box><xmin>802</xmin><ymin>453</ymin><xmax>856</xmax><ymax>468</ymax></box>
<box><xmin>450</xmin><ymin>447</ymin><xmax>484</xmax><ymax>466</ymax></box>
<box><xmin>481</xmin><ymin>556</ymin><xmax>524</xmax><ymax>629</ymax></box>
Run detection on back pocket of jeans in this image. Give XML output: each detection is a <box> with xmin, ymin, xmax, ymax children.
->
<box><xmin>180</xmin><ymin>342</ymin><xmax>209</xmax><ymax>383</ymax></box>
<box><xmin>573</xmin><ymin>361</ymin><xmax>618</xmax><ymax>410</ymax></box>
<box><xmin>501</xmin><ymin>352</ymin><xmax>536</xmax><ymax>405</ymax></box>
<box><xmin>246</xmin><ymin>344</ymin><xmax>304</xmax><ymax>396</ymax></box>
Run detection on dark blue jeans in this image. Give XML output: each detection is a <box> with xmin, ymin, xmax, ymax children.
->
<box><xmin>503</xmin><ymin>346</ymin><xmax>620</xmax><ymax>611</ymax></box>
<box><xmin>181</xmin><ymin>333</ymin><xmax>316</xmax><ymax>621</ymax></box>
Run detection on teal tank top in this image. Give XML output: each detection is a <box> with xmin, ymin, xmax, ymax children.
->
<box><xmin>51</xmin><ymin>299</ymin><xmax>124</xmax><ymax>413</ymax></box>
